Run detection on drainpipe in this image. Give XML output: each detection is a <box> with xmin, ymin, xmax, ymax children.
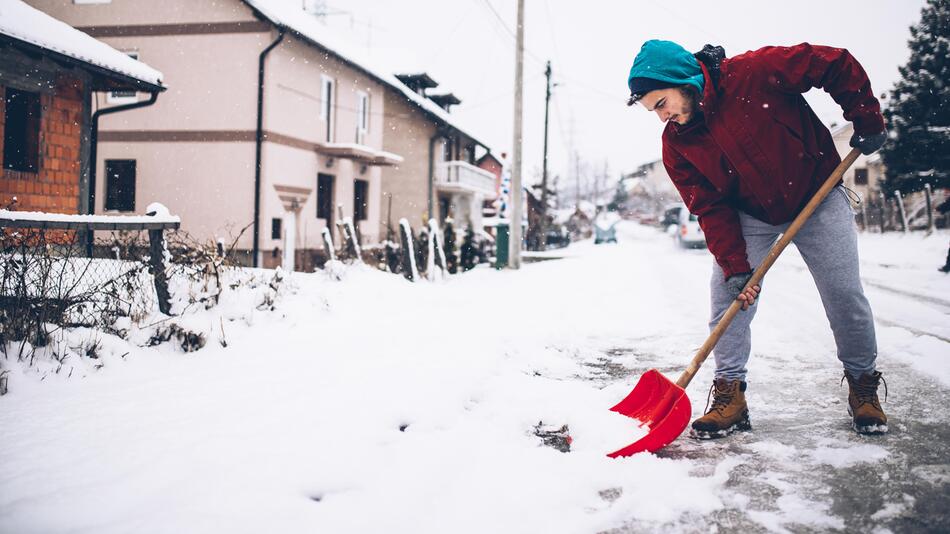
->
<box><xmin>253</xmin><ymin>29</ymin><xmax>286</xmax><ymax>268</ymax></box>
<box><xmin>89</xmin><ymin>91</ymin><xmax>159</xmax><ymax>215</ymax></box>
<box><xmin>427</xmin><ymin>131</ymin><xmax>443</xmax><ymax>220</ymax></box>
<box><xmin>87</xmin><ymin>90</ymin><xmax>160</xmax><ymax>255</ymax></box>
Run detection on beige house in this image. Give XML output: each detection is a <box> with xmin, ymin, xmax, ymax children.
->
<box><xmin>27</xmin><ymin>0</ymin><xmax>428</xmax><ymax>270</ymax></box>
<box><xmin>830</xmin><ymin>122</ymin><xmax>886</xmax><ymax>201</ymax></box>
<box><xmin>619</xmin><ymin>158</ymin><xmax>678</xmax><ymax>216</ymax></box>
<box><xmin>635</xmin><ymin>159</ymin><xmax>677</xmax><ymax>199</ymax></box>
<box><xmin>381</xmin><ymin>73</ymin><xmax>496</xmax><ymax>237</ymax></box>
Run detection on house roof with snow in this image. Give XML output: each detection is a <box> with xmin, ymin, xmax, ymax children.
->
<box><xmin>477</xmin><ymin>152</ymin><xmax>504</xmax><ymax>168</ymax></box>
<box><xmin>427</xmin><ymin>92</ymin><xmax>462</xmax><ymax>112</ymax></box>
<box><xmin>395</xmin><ymin>73</ymin><xmax>439</xmax><ymax>93</ymax></box>
<box><xmin>0</xmin><ymin>0</ymin><xmax>164</xmax><ymax>92</ymax></box>
<box><xmin>242</xmin><ymin>0</ymin><xmax>491</xmax><ymax>150</ymax></box>
<box><xmin>830</xmin><ymin>122</ymin><xmax>854</xmax><ymax>139</ymax></box>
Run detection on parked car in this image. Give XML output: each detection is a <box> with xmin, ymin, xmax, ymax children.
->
<box><xmin>659</xmin><ymin>204</ymin><xmax>682</xmax><ymax>228</ymax></box>
<box><xmin>666</xmin><ymin>205</ymin><xmax>706</xmax><ymax>248</ymax></box>
<box><xmin>545</xmin><ymin>225</ymin><xmax>571</xmax><ymax>249</ymax></box>
<box><xmin>594</xmin><ymin>211</ymin><xmax>621</xmax><ymax>244</ymax></box>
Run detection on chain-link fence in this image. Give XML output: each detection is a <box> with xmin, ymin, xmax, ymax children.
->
<box><xmin>856</xmin><ymin>185</ymin><xmax>949</xmax><ymax>232</ymax></box>
<box><xmin>0</xmin><ymin>214</ymin><xmax>178</xmax><ymax>345</ymax></box>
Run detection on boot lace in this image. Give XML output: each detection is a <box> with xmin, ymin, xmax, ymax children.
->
<box><xmin>703</xmin><ymin>382</ymin><xmax>736</xmax><ymax>415</ymax></box>
<box><xmin>841</xmin><ymin>372</ymin><xmax>888</xmax><ymax>406</ymax></box>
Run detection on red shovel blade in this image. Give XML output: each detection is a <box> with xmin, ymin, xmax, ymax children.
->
<box><xmin>607</xmin><ymin>369</ymin><xmax>692</xmax><ymax>457</ymax></box>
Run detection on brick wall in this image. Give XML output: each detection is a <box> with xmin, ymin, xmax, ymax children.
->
<box><xmin>1</xmin><ymin>74</ymin><xmax>85</xmax><ymax>214</ymax></box>
<box><xmin>1</xmin><ymin>43</ymin><xmax>89</xmax><ymax>215</ymax></box>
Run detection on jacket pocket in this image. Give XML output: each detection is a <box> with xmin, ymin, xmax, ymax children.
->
<box><xmin>771</xmin><ymin>114</ymin><xmax>817</xmax><ymax>162</ymax></box>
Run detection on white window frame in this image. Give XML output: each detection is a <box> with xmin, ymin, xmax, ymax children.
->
<box><xmin>107</xmin><ymin>51</ymin><xmax>140</xmax><ymax>104</ymax></box>
<box><xmin>321</xmin><ymin>75</ymin><xmax>335</xmax><ymax>143</ymax></box>
<box><xmin>356</xmin><ymin>91</ymin><xmax>369</xmax><ymax>144</ymax></box>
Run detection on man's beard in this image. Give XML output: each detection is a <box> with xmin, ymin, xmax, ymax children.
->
<box><xmin>678</xmin><ymin>86</ymin><xmax>702</xmax><ymax>124</ymax></box>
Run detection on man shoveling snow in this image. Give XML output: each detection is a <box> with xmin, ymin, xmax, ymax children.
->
<box><xmin>626</xmin><ymin>40</ymin><xmax>889</xmax><ymax>438</ymax></box>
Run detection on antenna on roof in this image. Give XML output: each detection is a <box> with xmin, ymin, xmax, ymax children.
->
<box><xmin>303</xmin><ymin>0</ymin><xmax>329</xmax><ymax>22</ymax></box>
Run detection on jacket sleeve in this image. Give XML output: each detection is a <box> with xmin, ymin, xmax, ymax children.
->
<box><xmin>752</xmin><ymin>43</ymin><xmax>885</xmax><ymax>135</ymax></box>
<box><xmin>663</xmin><ymin>142</ymin><xmax>751</xmax><ymax>279</ymax></box>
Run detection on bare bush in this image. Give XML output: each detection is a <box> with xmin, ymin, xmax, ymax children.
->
<box><xmin>164</xmin><ymin>223</ymin><xmax>250</xmax><ymax>310</ymax></box>
<box><xmin>147</xmin><ymin>323</ymin><xmax>206</xmax><ymax>352</ymax></box>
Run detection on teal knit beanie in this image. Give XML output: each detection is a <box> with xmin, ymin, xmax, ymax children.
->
<box><xmin>627</xmin><ymin>40</ymin><xmax>704</xmax><ymax>97</ymax></box>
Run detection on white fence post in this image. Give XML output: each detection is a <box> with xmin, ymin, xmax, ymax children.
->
<box><xmin>895</xmin><ymin>191</ymin><xmax>908</xmax><ymax>233</ymax></box>
<box><xmin>398</xmin><ymin>218</ymin><xmax>418</xmax><ymax>282</ymax></box>
<box><xmin>282</xmin><ymin>210</ymin><xmax>296</xmax><ymax>272</ymax></box>
<box><xmin>924</xmin><ymin>183</ymin><xmax>935</xmax><ymax>233</ymax></box>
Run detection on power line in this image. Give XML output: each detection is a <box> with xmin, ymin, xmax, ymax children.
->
<box><xmin>556</xmin><ymin>87</ymin><xmax>628</xmax><ymax>105</ymax></box>
<box><xmin>423</xmin><ymin>2</ymin><xmax>477</xmax><ymax>65</ymax></box>
<box><xmin>542</xmin><ymin>0</ymin><xmax>575</xmax><ymax>148</ymax></box>
<box><xmin>463</xmin><ymin>72</ymin><xmax>546</xmax><ymax>109</ymax></box>
<box><xmin>543</xmin><ymin>0</ymin><xmax>563</xmax><ymax>67</ymax></box>
<box><xmin>480</xmin><ymin>0</ymin><xmax>546</xmax><ymax>66</ymax></box>
<box><xmin>551</xmin><ymin>94</ymin><xmax>571</xmax><ymax>154</ymax></box>
<box><xmin>481</xmin><ymin>0</ymin><xmax>515</xmax><ymax>38</ymax></box>
<box><xmin>481</xmin><ymin>2</ymin><xmax>623</xmax><ymax>120</ymax></box>
<box><xmin>642</xmin><ymin>0</ymin><xmax>737</xmax><ymax>51</ymax></box>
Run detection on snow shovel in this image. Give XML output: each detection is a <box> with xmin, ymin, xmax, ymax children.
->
<box><xmin>607</xmin><ymin>148</ymin><xmax>862</xmax><ymax>457</ymax></box>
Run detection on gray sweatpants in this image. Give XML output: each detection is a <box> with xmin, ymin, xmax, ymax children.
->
<box><xmin>710</xmin><ymin>186</ymin><xmax>877</xmax><ymax>381</ymax></box>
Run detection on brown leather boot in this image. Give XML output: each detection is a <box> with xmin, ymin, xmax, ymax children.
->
<box><xmin>690</xmin><ymin>378</ymin><xmax>751</xmax><ymax>439</ymax></box>
<box><xmin>844</xmin><ymin>371</ymin><xmax>888</xmax><ymax>434</ymax></box>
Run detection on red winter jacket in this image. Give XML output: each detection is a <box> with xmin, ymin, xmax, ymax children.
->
<box><xmin>662</xmin><ymin>43</ymin><xmax>885</xmax><ymax>279</ymax></box>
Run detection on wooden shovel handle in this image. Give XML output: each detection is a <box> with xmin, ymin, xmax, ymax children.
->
<box><xmin>674</xmin><ymin>148</ymin><xmax>862</xmax><ymax>389</ymax></box>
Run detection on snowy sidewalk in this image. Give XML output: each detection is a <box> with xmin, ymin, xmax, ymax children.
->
<box><xmin>1</xmin><ymin>222</ymin><xmax>948</xmax><ymax>533</ymax></box>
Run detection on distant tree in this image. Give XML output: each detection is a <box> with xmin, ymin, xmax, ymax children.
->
<box><xmin>525</xmin><ymin>187</ymin><xmax>545</xmax><ymax>251</ymax></box>
<box><xmin>880</xmin><ymin>0</ymin><xmax>950</xmax><ymax>195</ymax></box>
<box><xmin>608</xmin><ymin>178</ymin><xmax>629</xmax><ymax>212</ymax></box>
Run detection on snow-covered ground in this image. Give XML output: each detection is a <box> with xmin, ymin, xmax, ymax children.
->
<box><xmin>1</xmin><ymin>222</ymin><xmax>948</xmax><ymax>533</ymax></box>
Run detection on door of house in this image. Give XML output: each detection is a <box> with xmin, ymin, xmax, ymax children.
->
<box><xmin>438</xmin><ymin>194</ymin><xmax>451</xmax><ymax>223</ymax></box>
<box><xmin>317</xmin><ymin>173</ymin><xmax>335</xmax><ymax>244</ymax></box>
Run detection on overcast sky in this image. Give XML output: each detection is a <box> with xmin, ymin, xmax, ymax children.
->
<box><xmin>322</xmin><ymin>0</ymin><xmax>925</xmax><ymax>192</ymax></box>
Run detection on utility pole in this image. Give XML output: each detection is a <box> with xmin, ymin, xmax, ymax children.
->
<box><xmin>594</xmin><ymin>162</ymin><xmax>600</xmax><ymax>213</ymax></box>
<box><xmin>540</xmin><ymin>60</ymin><xmax>552</xmax><ymax>243</ymax></box>
<box><xmin>509</xmin><ymin>0</ymin><xmax>524</xmax><ymax>269</ymax></box>
<box><xmin>574</xmin><ymin>150</ymin><xmax>580</xmax><ymax>209</ymax></box>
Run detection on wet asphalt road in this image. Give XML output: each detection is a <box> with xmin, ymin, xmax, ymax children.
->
<box><xmin>582</xmin><ymin>343</ymin><xmax>950</xmax><ymax>534</ymax></box>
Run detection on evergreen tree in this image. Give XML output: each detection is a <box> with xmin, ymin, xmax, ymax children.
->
<box><xmin>414</xmin><ymin>227</ymin><xmax>429</xmax><ymax>277</ymax></box>
<box><xmin>460</xmin><ymin>226</ymin><xmax>477</xmax><ymax>271</ymax></box>
<box><xmin>384</xmin><ymin>238</ymin><xmax>400</xmax><ymax>274</ymax></box>
<box><xmin>880</xmin><ymin>0</ymin><xmax>950</xmax><ymax>194</ymax></box>
<box><xmin>444</xmin><ymin>218</ymin><xmax>459</xmax><ymax>274</ymax></box>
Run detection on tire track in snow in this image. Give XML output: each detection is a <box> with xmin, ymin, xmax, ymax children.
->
<box><xmin>781</xmin><ymin>262</ymin><xmax>950</xmax><ymax>342</ymax></box>
<box><xmin>875</xmin><ymin>317</ymin><xmax>950</xmax><ymax>344</ymax></box>
<box><xmin>862</xmin><ymin>279</ymin><xmax>950</xmax><ymax>310</ymax></box>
